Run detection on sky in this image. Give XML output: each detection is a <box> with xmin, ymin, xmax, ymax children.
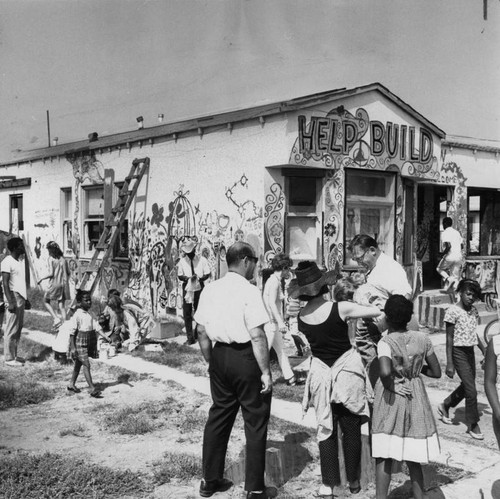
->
<box><xmin>1</xmin><ymin>0</ymin><xmax>499</xmax><ymax>160</ymax></box>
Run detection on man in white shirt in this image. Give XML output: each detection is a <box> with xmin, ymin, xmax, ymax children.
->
<box><xmin>195</xmin><ymin>242</ymin><xmax>275</xmax><ymax>499</ymax></box>
<box><xmin>349</xmin><ymin>234</ymin><xmax>412</xmax><ymax>386</ymax></box>
<box><xmin>1</xmin><ymin>237</ymin><xmax>30</xmax><ymax>367</ymax></box>
<box><xmin>176</xmin><ymin>237</ymin><xmax>211</xmax><ymax>345</ymax></box>
<box><xmin>436</xmin><ymin>217</ymin><xmax>463</xmax><ymax>292</ymax></box>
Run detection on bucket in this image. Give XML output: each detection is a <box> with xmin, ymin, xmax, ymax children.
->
<box><xmin>108</xmin><ymin>345</ymin><xmax>116</xmax><ymax>358</ymax></box>
<box><xmin>99</xmin><ymin>344</ymin><xmax>109</xmax><ymax>360</ymax></box>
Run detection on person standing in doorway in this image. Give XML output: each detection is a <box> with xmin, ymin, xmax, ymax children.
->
<box><xmin>436</xmin><ymin>217</ymin><xmax>463</xmax><ymax>293</ymax></box>
<box><xmin>195</xmin><ymin>242</ymin><xmax>275</xmax><ymax>499</ymax></box>
<box><xmin>2</xmin><ymin>237</ymin><xmax>30</xmax><ymax>367</ymax></box>
<box><xmin>176</xmin><ymin>237</ymin><xmax>211</xmax><ymax>345</ymax></box>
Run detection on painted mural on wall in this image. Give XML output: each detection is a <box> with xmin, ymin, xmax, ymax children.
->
<box><xmin>127</xmin><ymin>176</ymin><xmax>263</xmax><ymax>317</ymax></box>
<box><xmin>264</xmin><ymin>105</ymin><xmax>464</xmax><ymax>270</ymax></box>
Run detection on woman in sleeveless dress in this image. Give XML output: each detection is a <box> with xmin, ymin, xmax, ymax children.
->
<box><xmin>372</xmin><ymin>295</ymin><xmax>441</xmax><ymax>499</ymax></box>
<box><xmin>289</xmin><ymin>262</ymin><xmax>381</xmax><ymax>498</ymax></box>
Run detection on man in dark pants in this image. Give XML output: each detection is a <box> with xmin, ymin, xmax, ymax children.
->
<box><xmin>195</xmin><ymin>242</ymin><xmax>276</xmax><ymax>499</ymax></box>
<box><xmin>176</xmin><ymin>237</ymin><xmax>211</xmax><ymax>345</ymax></box>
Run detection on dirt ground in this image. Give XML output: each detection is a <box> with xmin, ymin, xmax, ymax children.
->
<box><xmin>1</xmin><ymin>345</ymin><xmax>472</xmax><ymax>499</ymax></box>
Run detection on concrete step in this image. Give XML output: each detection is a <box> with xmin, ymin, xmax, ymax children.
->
<box><xmin>417</xmin><ymin>290</ymin><xmax>454</xmax><ymax>327</ymax></box>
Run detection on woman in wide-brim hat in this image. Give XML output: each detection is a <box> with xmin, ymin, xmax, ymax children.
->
<box><xmin>291</xmin><ymin>261</ymin><xmax>381</xmax><ymax>498</ymax></box>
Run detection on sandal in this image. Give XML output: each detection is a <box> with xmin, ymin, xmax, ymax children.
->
<box><xmin>67</xmin><ymin>386</ymin><xmax>81</xmax><ymax>393</ymax></box>
<box><xmin>467</xmin><ymin>425</ymin><xmax>484</xmax><ymax>440</ymax></box>
<box><xmin>89</xmin><ymin>390</ymin><xmax>103</xmax><ymax>398</ymax></box>
<box><xmin>437</xmin><ymin>403</ymin><xmax>452</xmax><ymax>425</ymax></box>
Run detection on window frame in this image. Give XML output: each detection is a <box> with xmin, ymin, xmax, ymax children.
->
<box><xmin>81</xmin><ymin>184</ymin><xmax>105</xmax><ymax>257</ymax></box>
<box><xmin>344</xmin><ymin>168</ymin><xmax>397</xmax><ymax>266</ymax></box>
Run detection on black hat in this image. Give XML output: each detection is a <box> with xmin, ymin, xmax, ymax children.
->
<box><xmin>287</xmin><ymin>261</ymin><xmax>337</xmax><ymax>299</ymax></box>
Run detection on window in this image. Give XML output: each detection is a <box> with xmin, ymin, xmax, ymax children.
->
<box><xmin>61</xmin><ymin>188</ymin><xmax>72</xmax><ymax>253</ymax></box>
<box><xmin>9</xmin><ymin>194</ymin><xmax>23</xmax><ymax>233</ymax></box>
<box><xmin>113</xmin><ymin>183</ymin><xmax>129</xmax><ymax>259</ymax></box>
<box><xmin>344</xmin><ymin>169</ymin><xmax>396</xmax><ymax>265</ymax></box>
<box><xmin>82</xmin><ymin>185</ymin><xmax>104</xmax><ymax>254</ymax></box>
<box><xmin>284</xmin><ymin>170</ymin><xmax>323</xmax><ymax>265</ymax></box>
<box><xmin>467</xmin><ymin>188</ymin><xmax>500</xmax><ymax>256</ymax></box>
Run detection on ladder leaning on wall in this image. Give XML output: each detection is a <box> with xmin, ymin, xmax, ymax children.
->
<box><xmin>73</xmin><ymin>157</ymin><xmax>149</xmax><ymax>304</ymax></box>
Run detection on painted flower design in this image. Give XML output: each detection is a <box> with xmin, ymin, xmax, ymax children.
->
<box><xmin>324</xmin><ymin>223</ymin><xmax>336</xmax><ymax>237</ymax></box>
<box><xmin>151</xmin><ymin>203</ymin><xmax>164</xmax><ymax>227</ymax></box>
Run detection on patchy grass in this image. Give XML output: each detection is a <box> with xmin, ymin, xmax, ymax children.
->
<box><xmin>0</xmin><ymin>381</ymin><xmax>55</xmax><ymax>410</ymax></box>
<box><xmin>152</xmin><ymin>451</ymin><xmax>202</xmax><ymax>484</ymax></box>
<box><xmin>98</xmin><ymin>397</ymin><xmax>180</xmax><ymax>435</ymax></box>
<box><xmin>0</xmin><ymin>451</ymin><xmax>152</xmax><ymax>498</ymax></box>
<box><xmin>23</xmin><ymin>312</ymin><xmax>56</xmax><ymax>334</ymax></box>
<box><xmin>59</xmin><ymin>424</ymin><xmax>87</xmax><ymax>438</ymax></box>
<box><xmin>132</xmin><ymin>342</ymin><xmax>208</xmax><ymax>377</ymax></box>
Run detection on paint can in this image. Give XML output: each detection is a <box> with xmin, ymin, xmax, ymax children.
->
<box><xmin>108</xmin><ymin>345</ymin><xmax>116</xmax><ymax>358</ymax></box>
<box><xmin>99</xmin><ymin>344</ymin><xmax>109</xmax><ymax>360</ymax></box>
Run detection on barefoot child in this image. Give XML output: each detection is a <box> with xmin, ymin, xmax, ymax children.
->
<box><xmin>437</xmin><ymin>279</ymin><xmax>485</xmax><ymax>439</ymax></box>
<box><xmin>68</xmin><ymin>290</ymin><xmax>108</xmax><ymax>397</ymax></box>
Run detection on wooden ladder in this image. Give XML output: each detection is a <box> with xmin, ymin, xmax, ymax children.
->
<box><xmin>76</xmin><ymin>157</ymin><xmax>149</xmax><ymax>298</ymax></box>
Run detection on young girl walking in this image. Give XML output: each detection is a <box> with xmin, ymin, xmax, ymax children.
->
<box><xmin>68</xmin><ymin>290</ymin><xmax>107</xmax><ymax>398</ymax></box>
<box><xmin>437</xmin><ymin>279</ymin><xmax>485</xmax><ymax>439</ymax></box>
<box><xmin>372</xmin><ymin>295</ymin><xmax>441</xmax><ymax>499</ymax></box>
<box><xmin>37</xmin><ymin>241</ymin><xmax>70</xmax><ymax>329</ymax></box>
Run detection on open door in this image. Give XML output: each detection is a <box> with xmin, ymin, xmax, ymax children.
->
<box><xmin>417</xmin><ymin>184</ymin><xmax>450</xmax><ymax>289</ymax></box>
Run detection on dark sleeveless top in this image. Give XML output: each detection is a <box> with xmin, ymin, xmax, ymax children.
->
<box><xmin>297</xmin><ymin>302</ymin><xmax>351</xmax><ymax>367</ymax></box>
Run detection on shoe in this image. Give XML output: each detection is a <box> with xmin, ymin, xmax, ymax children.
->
<box><xmin>349</xmin><ymin>484</ymin><xmax>361</xmax><ymax>494</ymax></box>
<box><xmin>286</xmin><ymin>376</ymin><xmax>297</xmax><ymax>386</ymax></box>
<box><xmin>89</xmin><ymin>390</ymin><xmax>103</xmax><ymax>398</ymax></box>
<box><xmin>67</xmin><ymin>386</ymin><xmax>81</xmax><ymax>393</ymax></box>
<box><xmin>5</xmin><ymin>359</ymin><xmax>24</xmax><ymax>367</ymax></box>
<box><xmin>199</xmin><ymin>478</ymin><xmax>233</xmax><ymax>497</ymax></box>
<box><xmin>437</xmin><ymin>403</ymin><xmax>452</xmax><ymax>425</ymax></box>
<box><xmin>247</xmin><ymin>487</ymin><xmax>278</xmax><ymax>498</ymax></box>
<box><xmin>184</xmin><ymin>339</ymin><xmax>196</xmax><ymax>346</ymax></box>
<box><xmin>315</xmin><ymin>484</ymin><xmax>333</xmax><ymax>498</ymax></box>
<box><xmin>467</xmin><ymin>425</ymin><xmax>484</xmax><ymax>440</ymax></box>
<box><xmin>15</xmin><ymin>356</ymin><xmax>26</xmax><ymax>364</ymax></box>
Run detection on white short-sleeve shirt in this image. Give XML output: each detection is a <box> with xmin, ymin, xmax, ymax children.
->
<box><xmin>195</xmin><ymin>271</ymin><xmax>269</xmax><ymax>343</ymax></box>
<box><xmin>366</xmin><ymin>252</ymin><xmax>412</xmax><ymax>301</ymax></box>
<box><xmin>442</xmin><ymin>227</ymin><xmax>463</xmax><ymax>259</ymax></box>
<box><xmin>1</xmin><ymin>255</ymin><xmax>27</xmax><ymax>299</ymax></box>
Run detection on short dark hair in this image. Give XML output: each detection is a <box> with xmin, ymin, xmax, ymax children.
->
<box><xmin>270</xmin><ymin>253</ymin><xmax>293</xmax><ymax>271</ymax></box>
<box><xmin>384</xmin><ymin>295</ymin><xmax>413</xmax><ymax>330</ymax></box>
<box><xmin>107</xmin><ymin>288</ymin><xmax>121</xmax><ymax>298</ymax></box>
<box><xmin>349</xmin><ymin>234</ymin><xmax>378</xmax><ymax>252</ymax></box>
<box><xmin>456</xmin><ymin>279</ymin><xmax>481</xmax><ymax>299</ymax></box>
<box><xmin>226</xmin><ymin>242</ymin><xmax>256</xmax><ymax>267</ymax></box>
<box><xmin>7</xmin><ymin>237</ymin><xmax>23</xmax><ymax>252</ymax></box>
<box><xmin>333</xmin><ymin>277</ymin><xmax>356</xmax><ymax>302</ymax></box>
<box><xmin>443</xmin><ymin>217</ymin><xmax>453</xmax><ymax>228</ymax></box>
<box><xmin>75</xmin><ymin>289</ymin><xmax>91</xmax><ymax>304</ymax></box>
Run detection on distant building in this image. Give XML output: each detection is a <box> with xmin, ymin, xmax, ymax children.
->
<box><xmin>1</xmin><ymin>82</ymin><xmax>499</xmax><ymax>315</ymax></box>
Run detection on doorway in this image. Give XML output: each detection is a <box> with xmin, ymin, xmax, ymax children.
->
<box><xmin>417</xmin><ymin>184</ymin><xmax>449</xmax><ymax>289</ymax></box>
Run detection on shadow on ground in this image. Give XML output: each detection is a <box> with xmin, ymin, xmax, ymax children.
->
<box><xmin>225</xmin><ymin>431</ymin><xmax>312</xmax><ymax>486</ymax></box>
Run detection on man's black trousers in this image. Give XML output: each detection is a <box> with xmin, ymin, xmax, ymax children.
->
<box><xmin>202</xmin><ymin>341</ymin><xmax>272</xmax><ymax>492</ymax></box>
